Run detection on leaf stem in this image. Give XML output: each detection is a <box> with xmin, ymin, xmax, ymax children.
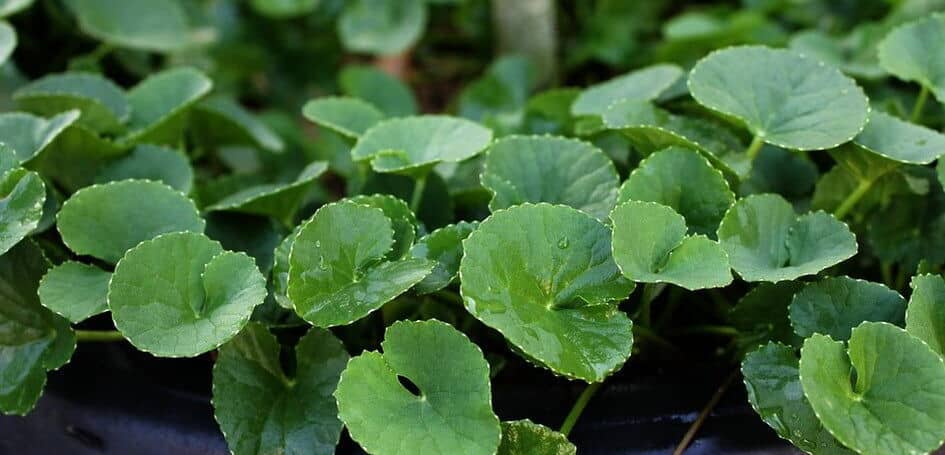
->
<box><xmin>673</xmin><ymin>370</ymin><xmax>739</xmax><ymax>455</ymax></box>
<box><xmin>638</xmin><ymin>283</ymin><xmax>664</xmax><ymax>326</ymax></box>
<box><xmin>410</xmin><ymin>173</ymin><xmax>428</xmax><ymax>214</ymax></box>
<box><xmin>671</xmin><ymin>324</ymin><xmax>739</xmax><ymax>337</ymax></box>
<box><xmin>432</xmin><ymin>290</ymin><xmax>464</xmax><ymax>306</ymax></box>
<box><xmin>744</xmin><ymin>134</ymin><xmax>764</xmax><ymax>163</ymax></box>
<box><xmin>911</xmin><ymin>85</ymin><xmax>930</xmax><ymax>123</ymax></box>
<box><xmin>634</xmin><ymin>324</ymin><xmax>680</xmax><ymax>354</ymax></box>
<box><xmin>559</xmin><ymin>382</ymin><xmax>602</xmax><ymax>436</ymax></box>
<box><xmin>75</xmin><ymin>330</ymin><xmax>125</xmax><ymax>342</ymax></box>
<box><xmin>833</xmin><ymin>178</ymin><xmax>872</xmax><ymax>220</ymax></box>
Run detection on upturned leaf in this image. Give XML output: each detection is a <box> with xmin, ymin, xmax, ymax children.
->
<box><xmin>789</xmin><ymin>277</ymin><xmax>905</xmax><ymax>341</ymax></box>
<box><xmin>212</xmin><ymin>323</ymin><xmax>349</xmax><ymax>455</ymax></box>
<box><xmin>287</xmin><ymin>202</ymin><xmax>433</xmax><ymax>327</ymax></box>
<box><xmin>0</xmin><ymin>110</ymin><xmax>78</xmax><ymax>163</ymax></box>
<box><xmin>877</xmin><ymin>15</ymin><xmax>945</xmax><ymax>103</ymax></box>
<box><xmin>460</xmin><ymin>203</ymin><xmax>635</xmax><ymax>382</ymax></box>
<box><xmin>13</xmin><ymin>72</ymin><xmax>129</xmax><ymax>134</ymax></box>
<box><xmin>717</xmin><ymin>194</ymin><xmax>857</xmax><ymax>282</ymax></box>
<box><xmin>571</xmin><ymin>64</ymin><xmax>683</xmax><ymax>117</ymax></box>
<box><xmin>800</xmin><ymin>322</ymin><xmax>945</xmax><ymax>455</ymax></box>
<box><xmin>192</xmin><ymin>96</ymin><xmax>285</xmax><ymax>153</ymax></box>
<box><xmin>498</xmin><ymin>420</ymin><xmax>576</xmax><ymax>455</ymax></box>
<box><xmin>64</xmin><ymin>0</ymin><xmax>195</xmax><ymax>52</ymax></box>
<box><xmin>688</xmin><ymin>46</ymin><xmax>869</xmax><ymax>150</ymax></box>
<box><xmin>205</xmin><ymin>161</ymin><xmax>327</xmax><ymax>227</ymax></box>
<box><xmin>57</xmin><ymin>180</ymin><xmax>205</xmax><ymax>263</ymax></box>
<box><xmin>302</xmin><ymin>97</ymin><xmax>385</xmax><ymax>139</ymax></box>
<box><xmin>410</xmin><ymin>221</ymin><xmax>477</xmax><ymax>294</ymax></box>
<box><xmin>122</xmin><ymin>67</ymin><xmax>213</xmax><ymax>146</ymax></box>
<box><xmin>334</xmin><ymin>320</ymin><xmax>501</xmax><ymax>455</ymax></box>
<box><xmin>853</xmin><ymin>111</ymin><xmax>945</xmax><ymax>164</ymax></box>
<box><xmin>347</xmin><ymin>194</ymin><xmax>417</xmax><ymax>259</ymax></box>
<box><xmin>480</xmin><ymin>135</ymin><xmax>619</xmax><ymax>220</ymax></box>
<box><xmin>0</xmin><ymin>167</ymin><xmax>44</xmax><ymax>255</ymax></box>
<box><xmin>907</xmin><ymin>274</ymin><xmax>945</xmax><ymax>357</ymax></box>
<box><xmin>38</xmin><ymin>261</ymin><xmax>110</xmax><ymax>323</ymax></box>
<box><xmin>338</xmin><ymin>65</ymin><xmax>418</xmax><ymax>117</ymax></box>
<box><xmin>337</xmin><ymin>0</ymin><xmax>427</xmax><ymax>56</ymax></box>
<box><xmin>108</xmin><ymin>232</ymin><xmax>267</xmax><ymax>357</ymax></box>
<box><xmin>95</xmin><ymin>144</ymin><xmax>194</xmax><ymax>193</ymax></box>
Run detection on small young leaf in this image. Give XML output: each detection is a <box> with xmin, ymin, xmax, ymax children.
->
<box><xmin>0</xmin><ymin>168</ymin><xmax>45</xmax><ymax>255</ymax></box>
<box><xmin>877</xmin><ymin>15</ymin><xmax>945</xmax><ymax>103</ymax></box>
<box><xmin>64</xmin><ymin>0</ymin><xmax>195</xmax><ymax>52</ymax></box>
<box><xmin>571</xmin><ymin>64</ymin><xmax>683</xmax><ymax>117</ymax></box>
<box><xmin>460</xmin><ymin>204</ymin><xmax>635</xmax><ymax>382</ymax></box>
<box><xmin>852</xmin><ymin>110</ymin><xmax>945</xmax><ymax>164</ymax></box>
<box><xmin>108</xmin><ymin>232</ymin><xmax>266</xmax><ymax>357</ymax></box>
<box><xmin>334</xmin><ymin>320</ymin><xmax>501</xmax><ymax>455</ymax></box>
<box><xmin>57</xmin><ymin>180</ymin><xmax>205</xmax><ymax>263</ymax></box>
<box><xmin>347</xmin><ymin>194</ymin><xmax>417</xmax><ymax>259</ymax></box>
<box><xmin>498</xmin><ymin>420</ymin><xmax>576</xmax><ymax>455</ymax></box>
<box><xmin>410</xmin><ymin>221</ymin><xmax>477</xmax><ymax>294</ymax></box>
<box><xmin>95</xmin><ymin>144</ymin><xmax>194</xmax><ymax>193</ymax></box>
<box><xmin>122</xmin><ymin>67</ymin><xmax>213</xmax><ymax>146</ymax></box>
<box><xmin>717</xmin><ymin>194</ymin><xmax>857</xmax><ymax>282</ymax></box>
<box><xmin>0</xmin><ymin>110</ymin><xmax>78</xmax><ymax>163</ymax></box>
<box><xmin>337</xmin><ymin>0</ymin><xmax>427</xmax><ymax>56</ymax></box>
<box><xmin>907</xmin><ymin>274</ymin><xmax>945</xmax><ymax>357</ymax></box>
<box><xmin>789</xmin><ymin>276</ymin><xmax>906</xmax><ymax>341</ymax></box>
<box><xmin>38</xmin><ymin>261</ymin><xmax>110</xmax><ymax>323</ymax></box>
<box><xmin>611</xmin><ymin>201</ymin><xmax>732</xmax><ymax>290</ymax></box>
<box><xmin>206</xmin><ymin>161</ymin><xmax>327</xmax><ymax>227</ymax></box>
<box><xmin>338</xmin><ymin>65</ymin><xmax>418</xmax><ymax>117</ymax></box>
<box><xmin>480</xmin><ymin>135</ymin><xmax>619</xmax><ymax>220</ymax></box>
<box><xmin>688</xmin><ymin>46</ymin><xmax>869</xmax><ymax>150</ymax></box>
<box><xmin>302</xmin><ymin>97</ymin><xmax>385</xmax><ymax>139</ymax></box>
<box><xmin>287</xmin><ymin>202</ymin><xmax>433</xmax><ymax>327</ymax></box>
<box><xmin>800</xmin><ymin>322</ymin><xmax>945</xmax><ymax>455</ymax></box>
<box><xmin>13</xmin><ymin>72</ymin><xmax>129</xmax><ymax>134</ymax></box>
<box><xmin>212</xmin><ymin>323</ymin><xmax>349</xmax><ymax>455</ymax></box>
<box><xmin>192</xmin><ymin>96</ymin><xmax>285</xmax><ymax>153</ymax></box>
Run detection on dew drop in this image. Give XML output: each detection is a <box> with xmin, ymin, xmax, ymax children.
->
<box><xmin>314</xmin><ymin>240</ymin><xmax>321</xmax><ymax>248</ymax></box>
<box><xmin>557</xmin><ymin>237</ymin><xmax>570</xmax><ymax>249</ymax></box>
<box><xmin>318</xmin><ymin>257</ymin><xmax>329</xmax><ymax>270</ymax></box>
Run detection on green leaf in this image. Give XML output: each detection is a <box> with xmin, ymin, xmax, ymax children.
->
<box><xmin>0</xmin><ymin>144</ymin><xmax>17</xmax><ymax>175</ymax></box>
<box><xmin>212</xmin><ymin>323</ymin><xmax>349</xmax><ymax>455</ymax></box>
<box><xmin>742</xmin><ymin>343</ymin><xmax>852</xmax><ymax>454</ymax></box>
<box><xmin>347</xmin><ymin>194</ymin><xmax>417</xmax><ymax>259</ymax></box>
<box><xmin>0</xmin><ymin>168</ymin><xmax>44</xmax><ymax>255</ymax></box>
<box><xmin>789</xmin><ymin>29</ymin><xmax>885</xmax><ymax>80</ymax></box>
<box><xmin>460</xmin><ymin>203</ymin><xmax>635</xmax><ymax>382</ymax></box>
<box><xmin>334</xmin><ymin>320</ymin><xmax>501</xmax><ymax>455</ymax></box>
<box><xmin>302</xmin><ymin>97</ymin><xmax>385</xmax><ymax>139</ymax></box>
<box><xmin>0</xmin><ymin>0</ymin><xmax>31</xmax><ymax>17</ymax></box>
<box><xmin>498</xmin><ymin>420</ymin><xmax>576</xmax><ymax>455</ymax></box>
<box><xmin>410</xmin><ymin>221</ymin><xmax>477</xmax><ymax>294</ymax></box>
<box><xmin>338</xmin><ymin>65</ymin><xmax>418</xmax><ymax>117</ymax></box>
<box><xmin>729</xmin><ymin>282</ymin><xmax>804</xmax><ymax>353</ymax></box>
<box><xmin>192</xmin><ymin>96</ymin><xmax>285</xmax><ymax>153</ymax></box>
<box><xmin>338</xmin><ymin>0</ymin><xmax>427</xmax><ymax>56</ymax></box>
<box><xmin>739</xmin><ymin>145</ymin><xmax>819</xmax><ymax>199</ymax></box>
<box><xmin>122</xmin><ymin>67</ymin><xmax>213</xmax><ymax>146</ymax></box>
<box><xmin>571</xmin><ymin>64</ymin><xmax>683</xmax><ymax>117</ymax></box>
<box><xmin>717</xmin><ymin>194</ymin><xmax>857</xmax><ymax>282</ymax></box>
<box><xmin>38</xmin><ymin>261</ymin><xmax>109</xmax><ymax>323</ymax></box>
<box><xmin>95</xmin><ymin>144</ymin><xmax>194</xmax><ymax>194</ymax></box>
<box><xmin>108</xmin><ymin>232</ymin><xmax>266</xmax><ymax>357</ymax></box>
<box><xmin>248</xmin><ymin>0</ymin><xmax>319</xmax><ymax>19</ymax></box>
<box><xmin>271</xmin><ymin>225</ymin><xmax>300</xmax><ymax>310</ymax></box>
<box><xmin>688</xmin><ymin>45</ymin><xmax>869</xmax><ymax>150</ymax></box>
<box><xmin>13</xmin><ymin>72</ymin><xmax>129</xmax><ymax>134</ymax></box>
<box><xmin>57</xmin><ymin>180</ymin><xmax>205</xmax><ymax>263</ymax></box>
<box><xmin>907</xmin><ymin>274</ymin><xmax>945</xmax><ymax>357</ymax></box>
<box><xmin>287</xmin><ymin>202</ymin><xmax>433</xmax><ymax>327</ymax></box>
<box><xmin>205</xmin><ymin>161</ymin><xmax>327</xmax><ymax>227</ymax></box>
<box><xmin>852</xmin><ymin>110</ymin><xmax>945</xmax><ymax>164</ymax></box>
<box><xmin>789</xmin><ymin>277</ymin><xmax>906</xmax><ymax>341</ymax></box>
<box><xmin>877</xmin><ymin>15</ymin><xmax>945</xmax><ymax>103</ymax></box>
<box><xmin>611</xmin><ymin>201</ymin><xmax>732</xmax><ymax>290</ymax></box>
<box><xmin>204</xmin><ymin>212</ymin><xmax>282</xmax><ymax>276</ymax></box>
<box><xmin>0</xmin><ymin>241</ymin><xmax>75</xmax><ymax>415</ymax></box>
<box><xmin>351</xmin><ymin>115</ymin><xmax>493</xmax><ymax>175</ymax></box>
<box><xmin>0</xmin><ymin>20</ymin><xmax>15</xmax><ymax>66</ymax></box>
<box><xmin>0</xmin><ymin>110</ymin><xmax>79</xmax><ymax>163</ymax></box>
<box><xmin>800</xmin><ymin>322</ymin><xmax>945</xmax><ymax>455</ymax></box>
<box><xmin>619</xmin><ymin>146</ymin><xmax>734</xmax><ymax>236</ymax></box>
<box><xmin>481</xmin><ymin>135</ymin><xmax>619</xmax><ymax>220</ymax></box>
<box><xmin>27</xmin><ymin>123</ymin><xmax>123</xmax><ymax>192</ymax></box>
<box><xmin>64</xmin><ymin>0</ymin><xmax>194</xmax><ymax>52</ymax></box>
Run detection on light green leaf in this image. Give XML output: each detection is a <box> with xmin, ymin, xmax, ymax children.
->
<box><xmin>498</xmin><ymin>420</ymin><xmax>576</xmax><ymax>455</ymax></box>
<box><xmin>95</xmin><ymin>144</ymin><xmax>194</xmax><ymax>193</ymax></box>
<box><xmin>742</xmin><ymin>343</ymin><xmax>852</xmax><ymax>454</ymax></box>
<box><xmin>302</xmin><ymin>97</ymin><xmax>385</xmax><ymax>139</ymax></box>
<box><xmin>352</xmin><ymin>115</ymin><xmax>493</xmax><ymax>175</ymax></box>
<box><xmin>460</xmin><ymin>203</ymin><xmax>635</xmax><ymax>382</ymax></box>
<box><xmin>571</xmin><ymin>64</ymin><xmax>683</xmax><ymax>117</ymax></box>
<box><xmin>611</xmin><ymin>201</ymin><xmax>732</xmax><ymax>290</ymax></box>
<box><xmin>13</xmin><ymin>72</ymin><xmax>129</xmax><ymax>134</ymax></box>
<box><xmin>789</xmin><ymin>276</ymin><xmax>905</xmax><ymax>341</ymax></box>
<box><xmin>0</xmin><ymin>168</ymin><xmax>44</xmax><ymax>255</ymax></box>
<box><xmin>877</xmin><ymin>15</ymin><xmax>945</xmax><ymax>103</ymax></box>
<box><xmin>334</xmin><ymin>320</ymin><xmax>501</xmax><ymax>455</ymax></box>
<box><xmin>57</xmin><ymin>180</ymin><xmax>205</xmax><ymax>263</ymax></box>
<box><xmin>108</xmin><ymin>232</ymin><xmax>266</xmax><ymax>357</ymax></box>
<box><xmin>193</xmin><ymin>96</ymin><xmax>285</xmax><ymax>153</ymax></box>
<box><xmin>122</xmin><ymin>67</ymin><xmax>213</xmax><ymax>146</ymax></box>
<box><xmin>0</xmin><ymin>110</ymin><xmax>78</xmax><ymax>163</ymax></box>
<box><xmin>688</xmin><ymin>45</ymin><xmax>869</xmax><ymax>150</ymax></box>
<box><xmin>38</xmin><ymin>261</ymin><xmax>109</xmax><ymax>324</ymax></box>
<box><xmin>800</xmin><ymin>322</ymin><xmax>945</xmax><ymax>455</ymax></box>
<box><xmin>248</xmin><ymin>0</ymin><xmax>319</xmax><ymax>19</ymax></box>
<box><xmin>212</xmin><ymin>323</ymin><xmax>348</xmax><ymax>455</ymax></box>
<box><xmin>271</xmin><ymin>225</ymin><xmax>301</xmax><ymax>310</ymax></box>
<box><xmin>64</xmin><ymin>0</ymin><xmax>194</xmax><ymax>52</ymax></box>
<box><xmin>339</xmin><ymin>65</ymin><xmax>417</xmax><ymax>117</ymax></box>
<box><xmin>0</xmin><ymin>0</ymin><xmax>31</xmax><ymax>17</ymax></box>
<box><xmin>287</xmin><ymin>202</ymin><xmax>433</xmax><ymax>327</ymax></box>
<box><xmin>0</xmin><ymin>20</ymin><xmax>15</xmax><ymax>66</ymax></box>
<box><xmin>205</xmin><ymin>161</ymin><xmax>327</xmax><ymax>227</ymax></box>
<box><xmin>338</xmin><ymin>0</ymin><xmax>427</xmax><ymax>56</ymax></box>
<box><xmin>853</xmin><ymin>110</ymin><xmax>945</xmax><ymax>164</ymax></box>
<box><xmin>0</xmin><ymin>144</ymin><xmax>17</xmax><ymax>175</ymax></box>
<box><xmin>907</xmin><ymin>274</ymin><xmax>945</xmax><ymax>357</ymax></box>
<box><xmin>619</xmin><ymin>146</ymin><xmax>734</xmax><ymax>236</ymax></box>
<box><xmin>347</xmin><ymin>194</ymin><xmax>416</xmax><ymax>259</ymax></box>
<box><xmin>410</xmin><ymin>221</ymin><xmax>477</xmax><ymax>294</ymax></box>
<box><xmin>717</xmin><ymin>194</ymin><xmax>857</xmax><ymax>282</ymax></box>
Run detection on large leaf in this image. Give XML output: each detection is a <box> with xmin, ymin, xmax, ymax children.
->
<box><xmin>122</xmin><ymin>67</ymin><xmax>213</xmax><ymax>146</ymax></box>
<box><xmin>338</xmin><ymin>65</ymin><xmax>418</xmax><ymax>117</ymax></box>
<box><xmin>337</xmin><ymin>0</ymin><xmax>427</xmax><ymax>56</ymax></box>
<box><xmin>57</xmin><ymin>180</ymin><xmax>205</xmax><ymax>263</ymax></box>
<box><xmin>302</xmin><ymin>97</ymin><xmax>385</xmax><ymax>139</ymax></box>
<box><xmin>37</xmin><ymin>261</ymin><xmax>110</xmax><ymax>323</ymax></box>
<box><xmin>334</xmin><ymin>320</ymin><xmax>501</xmax><ymax>455</ymax></box>
<box><xmin>0</xmin><ymin>110</ymin><xmax>78</xmax><ymax>163</ymax></box>
<box><xmin>571</xmin><ymin>64</ymin><xmax>683</xmax><ymax>117</ymax></box>
<box><xmin>108</xmin><ymin>232</ymin><xmax>266</xmax><ymax>357</ymax></box>
<box><xmin>0</xmin><ymin>168</ymin><xmax>44</xmax><ymax>255</ymax></box>
<box><xmin>460</xmin><ymin>203</ymin><xmax>635</xmax><ymax>382</ymax></box>
<box><xmin>13</xmin><ymin>72</ymin><xmax>129</xmax><ymax>134</ymax></box>
<box><xmin>498</xmin><ymin>420</ymin><xmax>576</xmax><ymax>455</ymax></box>
<box><xmin>688</xmin><ymin>46</ymin><xmax>869</xmax><ymax>151</ymax></box>
<box><xmin>95</xmin><ymin>144</ymin><xmax>194</xmax><ymax>193</ymax></box>
<box><xmin>205</xmin><ymin>161</ymin><xmax>327</xmax><ymax>227</ymax></box>
<box><xmin>800</xmin><ymin>322</ymin><xmax>945</xmax><ymax>455</ymax></box>
<box><xmin>717</xmin><ymin>194</ymin><xmax>857</xmax><ymax>282</ymax></box>
<box><xmin>64</xmin><ymin>0</ymin><xmax>194</xmax><ymax>52</ymax></box>
<box><xmin>286</xmin><ymin>202</ymin><xmax>433</xmax><ymax>327</ymax></box>
<box><xmin>192</xmin><ymin>96</ymin><xmax>285</xmax><ymax>153</ymax></box>
<box><xmin>853</xmin><ymin>111</ymin><xmax>945</xmax><ymax>164</ymax></box>
<box><xmin>907</xmin><ymin>274</ymin><xmax>945</xmax><ymax>357</ymax></box>
<box><xmin>789</xmin><ymin>276</ymin><xmax>906</xmax><ymax>341</ymax></box>
<box><xmin>877</xmin><ymin>15</ymin><xmax>945</xmax><ymax>103</ymax></box>
<box><xmin>409</xmin><ymin>221</ymin><xmax>477</xmax><ymax>294</ymax></box>
<box><xmin>480</xmin><ymin>135</ymin><xmax>619</xmax><ymax>220</ymax></box>
<box><xmin>212</xmin><ymin>323</ymin><xmax>348</xmax><ymax>455</ymax></box>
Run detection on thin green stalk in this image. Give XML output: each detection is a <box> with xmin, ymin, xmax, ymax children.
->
<box><xmin>671</xmin><ymin>325</ymin><xmax>739</xmax><ymax>337</ymax></box>
<box><xmin>911</xmin><ymin>85</ymin><xmax>930</xmax><ymax>123</ymax></box>
<box><xmin>75</xmin><ymin>330</ymin><xmax>125</xmax><ymax>342</ymax></box>
<box><xmin>432</xmin><ymin>290</ymin><xmax>464</xmax><ymax>306</ymax></box>
<box><xmin>744</xmin><ymin>135</ymin><xmax>764</xmax><ymax>162</ymax></box>
<box><xmin>833</xmin><ymin>179</ymin><xmax>872</xmax><ymax>220</ymax></box>
<box><xmin>638</xmin><ymin>283</ymin><xmax>664</xmax><ymax>327</ymax></box>
<box><xmin>559</xmin><ymin>382</ymin><xmax>603</xmax><ymax>436</ymax></box>
<box><xmin>634</xmin><ymin>325</ymin><xmax>681</xmax><ymax>354</ymax></box>
<box><xmin>410</xmin><ymin>173</ymin><xmax>428</xmax><ymax>213</ymax></box>
<box><xmin>673</xmin><ymin>370</ymin><xmax>739</xmax><ymax>455</ymax></box>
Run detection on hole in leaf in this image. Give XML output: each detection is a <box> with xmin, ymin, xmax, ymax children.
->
<box><xmin>397</xmin><ymin>375</ymin><xmax>422</xmax><ymax>396</ymax></box>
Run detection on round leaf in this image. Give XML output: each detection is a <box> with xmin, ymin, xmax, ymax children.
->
<box><xmin>213</xmin><ymin>323</ymin><xmax>349</xmax><ymax>455</ymax></box>
<box><xmin>13</xmin><ymin>72</ymin><xmax>129</xmax><ymax>134</ymax></box>
<box><xmin>347</xmin><ymin>194</ymin><xmax>417</xmax><ymax>259</ymax></box>
<box><xmin>339</xmin><ymin>65</ymin><xmax>418</xmax><ymax>117</ymax></box>
<box><xmin>302</xmin><ymin>97</ymin><xmax>385</xmax><ymax>139</ymax></box>
<box><xmin>410</xmin><ymin>221</ymin><xmax>477</xmax><ymax>294</ymax></box>
<box><xmin>571</xmin><ymin>64</ymin><xmax>683</xmax><ymax>117</ymax></box>
<box><xmin>38</xmin><ymin>261</ymin><xmax>110</xmax><ymax>323</ymax></box>
<box><xmin>498</xmin><ymin>420</ymin><xmax>576</xmax><ymax>455</ymax></box>
<box><xmin>717</xmin><ymin>194</ymin><xmax>857</xmax><ymax>282</ymax></box>
<box><xmin>853</xmin><ymin>110</ymin><xmax>945</xmax><ymax>164</ymax></box>
<box><xmin>206</xmin><ymin>161</ymin><xmax>327</xmax><ymax>226</ymax></box>
<box><xmin>65</xmin><ymin>0</ymin><xmax>194</xmax><ymax>52</ymax></box>
<box><xmin>337</xmin><ymin>0</ymin><xmax>427</xmax><ymax>56</ymax></box>
<box><xmin>108</xmin><ymin>232</ymin><xmax>266</xmax><ymax>357</ymax></box>
<box><xmin>789</xmin><ymin>276</ymin><xmax>905</xmax><ymax>341</ymax></box>
<box><xmin>57</xmin><ymin>180</ymin><xmax>205</xmax><ymax>263</ymax></box>
<box><xmin>907</xmin><ymin>274</ymin><xmax>945</xmax><ymax>357</ymax></box>
<box><xmin>688</xmin><ymin>46</ymin><xmax>869</xmax><ymax>150</ymax></box>
<box><xmin>122</xmin><ymin>67</ymin><xmax>213</xmax><ymax>146</ymax></box>
<box><xmin>877</xmin><ymin>15</ymin><xmax>945</xmax><ymax>103</ymax></box>
<box><xmin>95</xmin><ymin>144</ymin><xmax>194</xmax><ymax>193</ymax></box>
<box><xmin>334</xmin><ymin>320</ymin><xmax>500</xmax><ymax>455</ymax></box>
<box><xmin>0</xmin><ymin>168</ymin><xmax>44</xmax><ymax>255</ymax></box>
<box><xmin>460</xmin><ymin>203</ymin><xmax>635</xmax><ymax>382</ymax></box>
<box><xmin>800</xmin><ymin>322</ymin><xmax>945</xmax><ymax>455</ymax></box>
<box><xmin>480</xmin><ymin>135</ymin><xmax>619</xmax><ymax>220</ymax></box>
<box><xmin>0</xmin><ymin>110</ymin><xmax>78</xmax><ymax>163</ymax></box>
